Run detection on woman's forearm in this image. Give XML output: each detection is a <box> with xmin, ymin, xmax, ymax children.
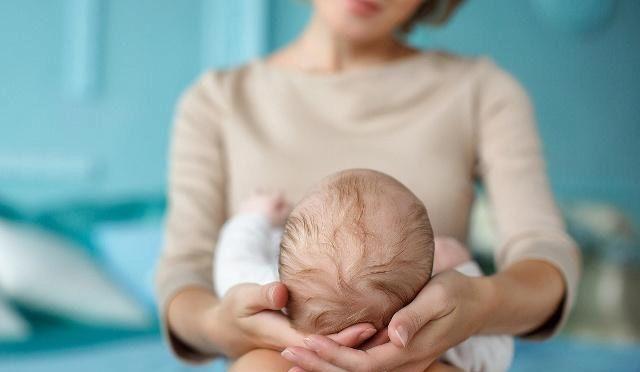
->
<box><xmin>167</xmin><ymin>287</ymin><xmax>221</xmax><ymax>356</ymax></box>
<box><xmin>480</xmin><ymin>260</ymin><xmax>566</xmax><ymax>335</ymax></box>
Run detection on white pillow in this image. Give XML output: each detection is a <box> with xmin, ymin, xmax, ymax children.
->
<box><xmin>0</xmin><ymin>220</ymin><xmax>151</xmax><ymax>328</ymax></box>
<box><xmin>93</xmin><ymin>219</ymin><xmax>163</xmax><ymax>307</ymax></box>
<box><xmin>0</xmin><ymin>295</ymin><xmax>30</xmax><ymax>341</ymax></box>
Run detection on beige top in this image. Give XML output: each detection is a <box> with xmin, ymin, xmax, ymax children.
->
<box><xmin>155</xmin><ymin>52</ymin><xmax>580</xmax><ymax>361</ymax></box>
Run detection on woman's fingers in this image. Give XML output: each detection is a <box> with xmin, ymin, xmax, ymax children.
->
<box><xmin>387</xmin><ymin>281</ymin><xmax>454</xmax><ymax>348</ymax></box>
<box><xmin>249</xmin><ymin>310</ymin><xmax>307</xmax><ymax>349</ymax></box>
<box><xmin>268</xmin><ymin>282</ymin><xmax>289</xmax><ymax>308</ymax></box>
<box><xmin>327</xmin><ymin>323</ymin><xmax>377</xmax><ymax>347</ymax></box>
<box><xmin>281</xmin><ymin>346</ymin><xmax>345</xmax><ymax>372</ymax></box>
<box><xmin>233</xmin><ymin>282</ymin><xmax>305</xmax><ymax>349</ymax></box>
<box><xmin>236</xmin><ymin>282</ymin><xmax>288</xmax><ymax>316</ymax></box>
<box><xmin>291</xmin><ymin>335</ymin><xmax>401</xmax><ymax>372</ymax></box>
<box><xmin>360</xmin><ymin>327</ymin><xmax>389</xmax><ymax>350</ymax></box>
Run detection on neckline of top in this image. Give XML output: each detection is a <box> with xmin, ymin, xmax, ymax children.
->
<box><xmin>251</xmin><ymin>51</ymin><xmax>437</xmax><ymax>83</ymax></box>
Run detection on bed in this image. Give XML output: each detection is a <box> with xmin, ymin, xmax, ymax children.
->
<box><xmin>2</xmin><ymin>332</ymin><xmax>639</xmax><ymax>372</ymax></box>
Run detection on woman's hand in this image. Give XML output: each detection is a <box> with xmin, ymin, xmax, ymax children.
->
<box><xmin>205</xmin><ymin>281</ymin><xmax>301</xmax><ymax>358</ymax></box>
<box><xmin>169</xmin><ymin>282</ymin><xmax>377</xmax><ymax>359</ymax></box>
<box><xmin>280</xmin><ymin>270</ymin><xmax>496</xmax><ymax>371</ymax></box>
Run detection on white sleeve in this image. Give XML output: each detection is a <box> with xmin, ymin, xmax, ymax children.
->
<box><xmin>440</xmin><ymin>261</ymin><xmax>515</xmax><ymax>372</ymax></box>
<box><xmin>442</xmin><ymin>334</ymin><xmax>514</xmax><ymax>372</ymax></box>
<box><xmin>213</xmin><ymin>214</ymin><xmax>280</xmax><ymax>297</ymax></box>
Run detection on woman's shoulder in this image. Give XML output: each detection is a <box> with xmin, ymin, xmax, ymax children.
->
<box><xmin>427</xmin><ymin>51</ymin><xmax>530</xmax><ymax>104</ymax></box>
<box><xmin>176</xmin><ymin>62</ymin><xmax>259</xmax><ymax>112</ymax></box>
<box><xmin>423</xmin><ymin>50</ymin><xmax>514</xmax><ymax>82</ymax></box>
<box><xmin>200</xmin><ymin>61</ymin><xmax>261</xmax><ymax>87</ymax></box>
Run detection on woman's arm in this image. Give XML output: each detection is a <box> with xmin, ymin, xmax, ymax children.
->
<box><xmin>474</xmin><ymin>58</ymin><xmax>580</xmax><ymax>337</ymax></box>
<box><xmin>158</xmin><ymin>73</ymin><xmax>307</xmax><ymax>361</ymax></box>
<box><xmin>155</xmin><ymin>71</ymin><xmax>229</xmax><ymax>361</ymax></box>
<box><xmin>481</xmin><ymin>260</ymin><xmax>565</xmax><ymax>335</ymax></box>
<box><xmin>167</xmin><ymin>288</ymin><xmax>220</xmax><ymax>357</ymax></box>
<box><xmin>158</xmin><ymin>72</ymin><xmax>303</xmax><ymax>360</ymax></box>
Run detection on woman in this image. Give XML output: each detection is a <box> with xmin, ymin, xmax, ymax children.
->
<box><xmin>156</xmin><ymin>0</ymin><xmax>581</xmax><ymax>371</ymax></box>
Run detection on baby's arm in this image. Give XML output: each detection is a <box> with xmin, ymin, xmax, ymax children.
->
<box><xmin>213</xmin><ymin>191</ymin><xmax>291</xmax><ymax>297</ymax></box>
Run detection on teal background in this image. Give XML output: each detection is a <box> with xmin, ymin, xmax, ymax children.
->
<box><xmin>1</xmin><ymin>0</ymin><xmax>638</xmax><ymax>220</ymax></box>
<box><xmin>1</xmin><ymin>2</ymin><xmax>639</xmax><ymax>370</ymax></box>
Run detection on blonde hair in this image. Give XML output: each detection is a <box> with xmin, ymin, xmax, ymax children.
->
<box><xmin>279</xmin><ymin>169</ymin><xmax>434</xmax><ymax>334</ymax></box>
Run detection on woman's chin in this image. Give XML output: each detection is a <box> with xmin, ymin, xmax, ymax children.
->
<box><xmin>331</xmin><ymin>23</ymin><xmax>391</xmax><ymax>44</ymax></box>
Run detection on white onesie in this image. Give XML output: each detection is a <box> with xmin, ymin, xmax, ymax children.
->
<box><xmin>214</xmin><ymin>214</ymin><xmax>514</xmax><ymax>372</ymax></box>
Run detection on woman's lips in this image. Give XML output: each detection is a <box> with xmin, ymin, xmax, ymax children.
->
<box><xmin>345</xmin><ymin>0</ymin><xmax>382</xmax><ymax>17</ymax></box>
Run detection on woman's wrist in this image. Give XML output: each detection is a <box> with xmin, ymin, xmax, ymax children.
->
<box><xmin>478</xmin><ymin>260</ymin><xmax>565</xmax><ymax>335</ymax></box>
<box><xmin>167</xmin><ymin>287</ymin><xmax>221</xmax><ymax>356</ymax></box>
<box><xmin>473</xmin><ymin>275</ymin><xmax>501</xmax><ymax>333</ymax></box>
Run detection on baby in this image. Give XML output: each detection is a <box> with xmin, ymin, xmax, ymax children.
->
<box><xmin>215</xmin><ymin>169</ymin><xmax>513</xmax><ymax>371</ymax></box>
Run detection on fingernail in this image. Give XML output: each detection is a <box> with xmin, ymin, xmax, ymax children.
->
<box><xmin>394</xmin><ymin>326</ymin><xmax>409</xmax><ymax>347</ymax></box>
<box><xmin>303</xmin><ymin>336</ymin><xmax>319</xmax><ymax>350</ymax></box>
<box><xmin>358</xmin><ymin>328</ymin><xmax>377</xmax><ymax>342</ymax></box>
<box><xmin>281</xmin><ymin>348</ymin><xmax>297</xmax><ymax>362</ymax></box>
<box><xmin>268</xmin><ymin>285</ymin><xmax>277</xmax><ymax>304</ymax></box>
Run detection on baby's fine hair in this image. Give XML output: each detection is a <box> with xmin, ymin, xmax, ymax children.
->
<box><xmin>279</xmin><ymin>169</ymin><xmax>434</xmax><ymax>334</ymax></box>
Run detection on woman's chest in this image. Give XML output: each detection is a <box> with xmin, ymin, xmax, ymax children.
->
<box><xmin>221</xmin><ymin>109</ymin><xmax>477</xmax><ymax>239</ymax></box>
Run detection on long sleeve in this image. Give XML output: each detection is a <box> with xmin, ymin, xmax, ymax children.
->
<box><xmin>214</xmin><ymin>214</ymin><xmax>280</xmax><ymax>297</ymax></box>
<box><xmin>155</xmin><ymin>72</ymin><xmax>228</xmax><ymax>362</ymax></box>
<box><xmin>474</xmin><ymin>59</ymin><xmax>581</xmax><ymax>339</ymax></box>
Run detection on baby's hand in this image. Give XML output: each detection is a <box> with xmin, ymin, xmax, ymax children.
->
<box><xmin>433</xmin><ymin>237</ymin><xmax>471</xmax><ymax>275</ymax></box>
<box><xmin>239</xmin><ymin>189</ymin><xmax>292</xmax><ymax>227</ymax></box>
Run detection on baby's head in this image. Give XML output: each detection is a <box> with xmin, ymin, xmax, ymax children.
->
<box><xmin>279</xmin><ymin>169</ymin><xmax>434</xmax><ymax>334</ymax></box>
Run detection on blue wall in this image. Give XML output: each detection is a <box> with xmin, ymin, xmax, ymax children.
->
<box><xmin>1</xmin><ymin>0</ymin><xmax>638</xmax><ymax>219</ymax></box>
<box><xmin>0</xmin><ymin>0</ymin><xmax>202</xmax><ymax>209</ymax></box>
<box><xmin>415</xmin><ymin>0</ymin><xmax>640</xmax><ymax>220</ymax></box>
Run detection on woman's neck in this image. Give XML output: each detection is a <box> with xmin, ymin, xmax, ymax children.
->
<box><xmin>269</xmin><ymin>13</ymin><xmax>418</xmax><ymax>74</ymax></box>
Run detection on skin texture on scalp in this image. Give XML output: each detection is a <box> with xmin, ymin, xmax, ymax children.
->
<box><xmin>279</xmin><ymin>169</ymin><xmax>434</xmax><ymax>334</ymax></box>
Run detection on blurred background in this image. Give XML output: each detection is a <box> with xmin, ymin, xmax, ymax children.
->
<box><xmin>0</xmin><ymin>0</ymin><xmax>638</xmax><ymax>371</ymax></box>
